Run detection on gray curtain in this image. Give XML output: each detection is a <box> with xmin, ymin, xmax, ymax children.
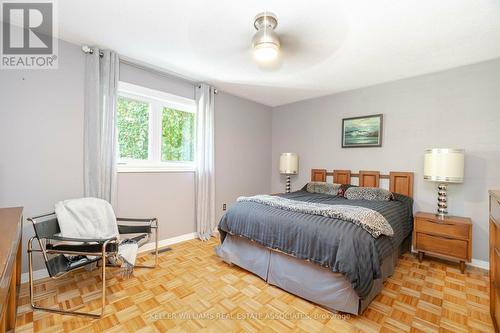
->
<box><xmin>195</xmin><ymin>84</ymin><xmax>216</xmax><ymax>240</ymax></box>
<box><xmin>84</xmin><ymin>49</ymin><xmax>119</xmax><ymax>204</ymax></box>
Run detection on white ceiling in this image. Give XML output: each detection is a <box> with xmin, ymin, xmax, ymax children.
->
<box><xmin>58</xmin><ymin>0</ymin><xmax>500</xmax><ymax>106</ymax></box>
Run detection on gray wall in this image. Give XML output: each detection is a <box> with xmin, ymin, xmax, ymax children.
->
<box><xmin>115</xmin><ymin>172</ymin><xmax>196</xmax><ymax>240</ymax></box>
<box><xmin>272</xmin><ymin>59</ymin><xmax>500</xmax><ymax>262</ymax></box>
<box><xmin>0</xmin><ymin>40</ymin><xmax>85</xmax><ymax>272</ymax></box>
<box><xmin>0</xmin><ymin>40</ymin><xmax>272</xmax><ymax>272</ymax></box>
<box><xmin>215</xmin><ymin>92</ymin><xmax>272</xmax><ymax>220</ymax></box>
<box><xmin>120</xmin><ymin>62</ymin><xmax>194</xmax><ymax>100</ymax></box>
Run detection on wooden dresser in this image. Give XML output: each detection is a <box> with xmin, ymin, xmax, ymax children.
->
<box><xmin>0</xmin><ymin>207</ymin><xmax>23</xmax><ymax>332</ymax></box>
<box><xmin>490</xmin><ymin>190</ymin><xmax>500</xmax><ymax>332</ymax></box>
<box><xmin>413</xmin><ymin>211</ymin><xmax>472</xmax><ymax>273</ymax></box>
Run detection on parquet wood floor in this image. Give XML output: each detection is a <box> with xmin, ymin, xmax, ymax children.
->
<box><xmin>16</xmin><ymin>238</ymin><xmax>495</xmax><ymax>332</ymax></box>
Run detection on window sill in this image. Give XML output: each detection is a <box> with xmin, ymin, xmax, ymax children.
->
<box><xmin>117</xmin><ymin>165</ymin><xmax>196</xmax><ymax>173</ymax></box>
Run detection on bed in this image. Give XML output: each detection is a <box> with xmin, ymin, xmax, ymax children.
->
<box><xmin>216</xmin><ymin>169</ymin><xmax>414</xmax><ymax>315</ymax></box>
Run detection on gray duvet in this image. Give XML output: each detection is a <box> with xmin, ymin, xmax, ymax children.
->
<box><xmin>217</xmin><ymin>190</ymin><xmax>413</xmax><ymax>298</ymax></box>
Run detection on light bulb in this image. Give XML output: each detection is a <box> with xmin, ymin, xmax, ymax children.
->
<box><xmin>253</xmin><ymin>42</ymin><xmax>279</xmax><ymax>62</ymax></box>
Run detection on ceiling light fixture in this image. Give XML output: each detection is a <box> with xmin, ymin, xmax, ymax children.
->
<box><xmin>252</xmin><ymin>12</ymin><xmax>280</xmax><ymax>62</ymax></box>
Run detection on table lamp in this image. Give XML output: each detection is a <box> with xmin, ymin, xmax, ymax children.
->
<box><xmin>423</xmin><ymin>148</ymin><xmax>464</xmax><ymax>219</ymax></box>
<box><xmin>279</xmin><ymin>153</ymin><xmax>298</xmax><ymax>193</ymax></box>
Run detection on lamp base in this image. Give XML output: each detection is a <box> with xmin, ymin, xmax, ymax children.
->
<box><xmin>285</xmin><ymin>175</ymin><xmax>291</xmax><ymax>193</ymax></box>
<box><xmin>436</xmin><ymin>183</ymin><xmax>448</xmax><ymax>219</ymax></box>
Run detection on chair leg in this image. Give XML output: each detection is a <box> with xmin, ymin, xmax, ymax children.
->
<box><xmin>27</xmin><ymin>237</ymin><xmax>105</xmax><ymax>318</ymax></box>
<box><xmin>28</xmin><ymin>238</ymin><xmax>36</xmax><ymax>309</ymax></box>
<box><xmin>154</xmin><ymin>222</ymin><xmax>159</xmax><ymax>267</ymax></box>
<box><xmin>100</xmin><ymin>248</ymin><xmax>106</xmax><ymax>317</ymax></box>
<box><xmin>155</xmin><ymin>222</ymin><xmax>159</xmax><ymax>267</ymax></box>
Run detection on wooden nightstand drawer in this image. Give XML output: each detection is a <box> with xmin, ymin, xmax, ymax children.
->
<box><xmin>415</xmin><ymin>218</ymin><xmax>469</xmax><ymax>240</ymax></box>
<box><xmin>416</xmin><ymin>233</ymin><xmax>468</xmax><ymax>260</ymax></box>
<box><xmin>491</xmin><ymin>194</ymin><xmax>500</xmax><ymax>223</ymax></box>
<box><xmin>413</xmin><ymin>211</ymin><xmax>472</xmax><ymax>273</ymax></box>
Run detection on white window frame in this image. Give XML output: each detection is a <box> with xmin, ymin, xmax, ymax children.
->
<box><xmin>116</xmin><ymin>82</ymin><xmax>197</xmax><ymax>173</ymax></box>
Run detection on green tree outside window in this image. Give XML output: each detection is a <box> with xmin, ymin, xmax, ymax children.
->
<box><xmin>162</xmin><ymin>108</ymin><xmax>195</xmax><ymax>162</ymax></box>
<box><xmin>117</xmin><ymin>97</ymin><xmax>149</xmax><ymax>160</ymax></box>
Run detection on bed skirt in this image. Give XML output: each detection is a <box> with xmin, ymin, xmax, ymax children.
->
<box><xmin>215</xmin><ymin>233</ymin><xmax>411</xmax><ymax>315</ymax></box>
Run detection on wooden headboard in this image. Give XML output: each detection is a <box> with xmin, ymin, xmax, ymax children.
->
<box><xmin>311</xmin><ymin>169</ymin><xmax>414</xmax><ymax>198</ymax></box>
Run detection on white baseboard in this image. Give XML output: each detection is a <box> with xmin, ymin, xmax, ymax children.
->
<box><xmin>21</xmin><ymin>232</ymin><xmax>199</xmax><ymax>283</ymax></box>
<box><xmin>137</xmin><ymin>232</ymin><xmax>198</xmax><ymax>253</ymax></box>
<box><xmin>470</xmin><ymin>258</ymin><xmax>489</xmax><ymax>270</ymax></box>
<box><xmin>21</xmin><ymin>268</ymin><xmax>50</xmax><ymax>283</ymax></box>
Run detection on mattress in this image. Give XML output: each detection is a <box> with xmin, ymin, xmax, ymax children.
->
<box><xmin>218</xmin><ymin>190</ymin><xmax>413</xmax><ymax>298</ymax></box>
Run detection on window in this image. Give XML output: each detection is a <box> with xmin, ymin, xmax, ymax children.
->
<box><xmin>116</xmin><ymin>82</ymin><xmax>196</xmax><ymax>172</ymax></box>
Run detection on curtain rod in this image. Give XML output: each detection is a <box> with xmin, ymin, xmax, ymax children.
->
<box><xmin>81</xmin><ymin>45</ymin><xmax>217</xmax><ymax>94</ymax></box>
<box><xmin>195</xmin><ymin>85</ymin><xmax>218</xmax><ymax>94</ymax></box>
<box><xmin>81</xmin><ymin>45</ymin><xmax>103</xmax><ymax>57</ymax></box>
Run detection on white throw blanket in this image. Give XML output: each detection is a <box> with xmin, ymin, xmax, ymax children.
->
<box><xmin>237</xmin><ymin>195</ymin><xmax>394</xmax><ymax>238</ymax></box>
<box><xmin>55</xmin><ymin>197</ymin><xmax>138</xmax><ymax>272</ymax></box>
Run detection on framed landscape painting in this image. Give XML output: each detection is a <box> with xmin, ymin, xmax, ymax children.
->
<box><xmin>342</xmin><ymin>114</ymin><xmax>383</xmax><ymax>148</ymax></box>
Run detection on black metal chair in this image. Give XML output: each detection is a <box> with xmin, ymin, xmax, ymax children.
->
<box><xmin>27</xmin><ymin>213</ymin><xmax>158</xmax><ymax>318</ymax></box>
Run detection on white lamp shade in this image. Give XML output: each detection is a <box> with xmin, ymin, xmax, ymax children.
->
<box><xmin>424</xmin><ymin>148</ymin><xmax>464</xmax><ymax>183</ymax></box>
<box><xmin>279</xmin><ymin>153</ymin><xmax>298</xmax><ymax>175</ymax></box>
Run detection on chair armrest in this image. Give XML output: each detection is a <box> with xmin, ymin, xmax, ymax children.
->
<box><xmin>44</xmin><ymin>235</ymin><xmax>119</xmax><ymax>243</ymax></box>
<box><xmin>116</xmin><ymin>217</ymin><xmax>158</xmax><ymax>230</ymax></box>
<box><xmin>116</xmin><ymin>217</ymin><xmax>156</xmax><ymax>223</ymax></box>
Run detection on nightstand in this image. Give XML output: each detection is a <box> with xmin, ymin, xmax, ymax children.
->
<box><xmin>413</xmin><ymin>211</ymin><xmax>472</xmax><ymax>273</ymax></box>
